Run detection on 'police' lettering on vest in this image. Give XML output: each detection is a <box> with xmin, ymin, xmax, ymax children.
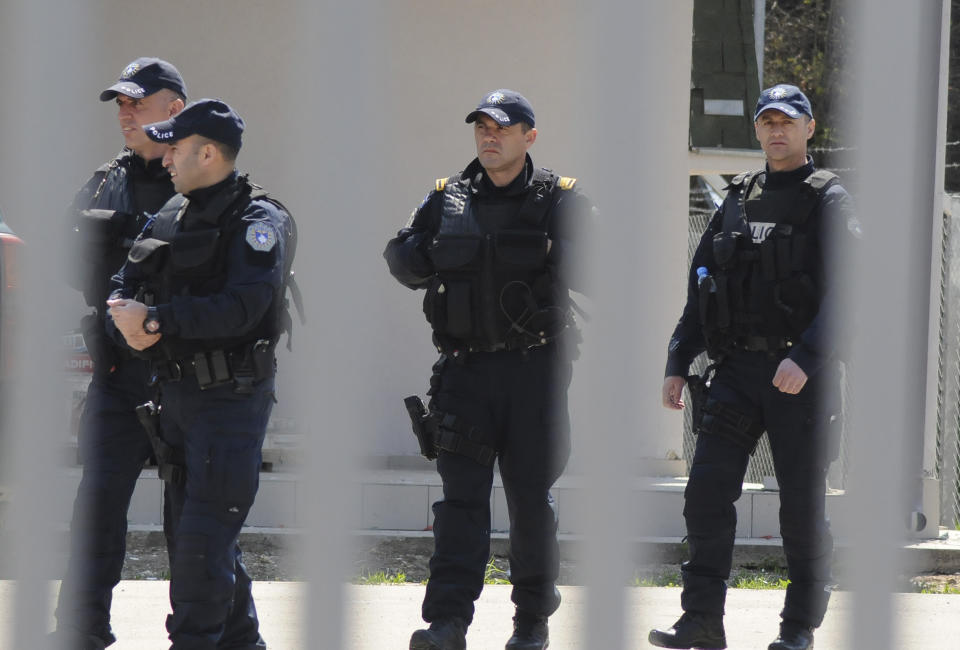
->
<box><xmin>749</xmin><ymin>221</ymin><xmax>776</xmax><ymax>244</ymax></box>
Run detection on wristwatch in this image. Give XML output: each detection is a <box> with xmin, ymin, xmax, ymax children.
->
<box><xmin>143</xmin><ymin>306</ymin><xmax>161</xmax><ymax>334</ymax></box>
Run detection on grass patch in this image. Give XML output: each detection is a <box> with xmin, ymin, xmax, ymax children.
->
<box><xmin>355</xmin><ymin>570</ymin><xmax>408</xmax><ymax>585</ymax></box>
<box><xmin>731</xmin><ymin>569</ymin><xmax>790</xmax><ymax>590</ymax></box>
<box><xmin>634</xmin><ymin>569</ymin><xmax>682</xmax><ymax>587</ymax></box>
<box><xmin>484</xmin><ymin>556</ymin><xmax>511</xmax><ymax>585</ymax></box>
<box><xmin>908</xmin><ymin>577</ymin><xmax>960</xmax><ymax>594</ymax></box>
<box><xmin>634</xmin><ymin>568</ymin><xmax>790</xmax><ymax>590</ymax></box>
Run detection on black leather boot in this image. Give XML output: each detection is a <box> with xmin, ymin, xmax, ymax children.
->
<box><xmin>505</xmin><ymin>610</ymin><xmax>549</xmax><ymax>649</ymax></box>
<box><xmin>768</xmin><ymin>620</ymin><xmax>814</xmax><ymax>650</ymax></box>
<box><xmin>409</xmin><ymin>618</ymin><xmax>468</xmax><ymax>650</ymax></box>
<box><xmin>648</xmin><ymin>612</ymin><xmax>727</xmax><ymax>649</ymax></box>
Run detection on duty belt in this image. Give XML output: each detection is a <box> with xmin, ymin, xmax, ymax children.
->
<box><xmin>150</xmin><ymin>341</ymin><xmax>274</xmax><ymax>392</ymax></box>
<box><xmin>465</xmin><ymin>338</ymin><xmax>552</xmax><ymax>354</ymax></box>
<box><xmin>151</xmin><ymin>350</ymin><xmax>232</xmax><ymax>387</ymax></box>
<box><xmin>734</xmin><ymin>336</ymin><xmax>793</xmax><ymax>352</ymax></box>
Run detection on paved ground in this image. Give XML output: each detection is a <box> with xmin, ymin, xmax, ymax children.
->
<box><xmin>2</xmin><ymin>581</ymin><xmax>959</xmax><ymax>649</ymax></box>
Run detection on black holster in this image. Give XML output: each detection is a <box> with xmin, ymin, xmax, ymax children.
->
<box><xmin>402</xmin><ymin>354</ymin><xmax>496</xmax><ymax>466</ymax></box>
<box><xmin>684</xmin><ymin>369</ymin><xmax>712</xmax><ymax>433</ymax></box>
<box><xmin>80</xmin><ymin>313</ymin><xmax>119</xmax><ymax>375</ymax></box>
<box><xmin>404</xmin><ymin>395</ymin><xmax>437</xmax><ymax>460</ymax></box>
<box><xmin>135</xmin><ymin>400</ymin><xmax>185</xmax><ymax>486</ymax></box>
<box><xmin>699</xmin><ymin>397</ymin><xmax>765</xmax><ymax>454</ymax></box>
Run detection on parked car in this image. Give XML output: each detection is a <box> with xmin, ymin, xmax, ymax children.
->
<box><xmin>0</xmin><ymin>208</ymin><xmax>24</xmax><ymax>422</ymax></box>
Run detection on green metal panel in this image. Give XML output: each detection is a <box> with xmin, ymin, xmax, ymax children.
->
<box><xmin>690</xmin><ymin>0</ymin><xmax>761</xmax><ymax>149</ymax></box>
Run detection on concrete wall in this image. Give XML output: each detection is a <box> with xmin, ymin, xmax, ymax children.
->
<box><xmin>0</xmin><ymin>0</ymin><xmax>690</xmax><ymax>463</ymax></box>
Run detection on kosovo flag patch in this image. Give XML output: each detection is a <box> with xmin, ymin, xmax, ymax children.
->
<box><xmin>245</xmin><ymin>222</ymin><xmax>277</xmax><ymax>252</ymax></box>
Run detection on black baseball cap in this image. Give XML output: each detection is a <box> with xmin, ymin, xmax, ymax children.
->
<box><xmin>99</xmin><ymin>57</ymin><xmax>187</xmax><ymax>102</ymax></box>
<box><xmin>143</xmin><ymin>99</ymin><xmax>244</xmax><ymax>150</ymax></box>
<box><xmin>753</xmin><ymin>84</ymin><xmax>813</xmax><ymax>121</ymax></box>
<box><xmin>465</xmin><ymin>89</ymin><xmax>535</xmax><ymax>128</ymax></box>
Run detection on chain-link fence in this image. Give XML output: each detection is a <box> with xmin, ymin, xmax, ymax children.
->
<box><xmin>936</xmin><ymin>196</ymin><xmax>960</xmax><ymax>528</ymax></box>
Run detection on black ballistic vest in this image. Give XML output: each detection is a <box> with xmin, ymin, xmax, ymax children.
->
<box><xmin>423</xmin><ymin>169</ymin><xmax>574</xmax><ymax>350</ymax></box>
<box><xmin>127</xmin><ymin>176</ymin><xmax>291</xmax><ymax>360</ymax></box>
<box><xmin>74</xmin><ymin>151</ymin><xmax>153</xmax><ymax>309</ymax></box>
<box><xmin>702</xmin><ymin>168</ymin><xmax>837</xmax><ymax>353</ymax></box>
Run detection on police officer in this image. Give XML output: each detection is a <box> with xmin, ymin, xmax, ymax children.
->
<box><xmin>106</xmin><ymin>99</ymin><xmax>295</xmax><ymax>650</ymax></box>
<box><xmin>53</xmin><ymin>57</ymin><xmax>186</xmax><ymax>650</ymax></box>
<box><xmin>384</xmin><ymin>89</ymin><xmax>592</xmax><ymax>650</ymax></box>
<box><xmin>648</xmin><ymin>85</ymin><xmax>857</xmax><ymax>650</ymax></box>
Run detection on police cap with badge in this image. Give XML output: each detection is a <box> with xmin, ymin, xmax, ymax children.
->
<box><xmin>100</xmin><ymin>57</ymin><xmax>187</xmax><ymax>101</ymax></box>
<box><xmin>753</xmin><ymin>84</ymin><xmax>813</xmax><ymax>121</ymax></box>
<box><xmin>465</xmin><ymin>89</ymin><xmax>536</xmax><ymax>127</ymax></box>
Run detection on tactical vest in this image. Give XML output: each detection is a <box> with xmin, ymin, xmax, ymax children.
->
<box><xmin>72</xmin><ymin>151</ymin><xmax>144</xmax><ymax>306</ymax></box>
<box><xmin>126</xmin><ymin>175</ymin><xmax>298</xmax><ymax>360</ymax></box>
<box><xmin>423</xmin><ymin>168</ymin><xmax>576</xmax><ymax>351</ymax></box>
<box><xmin>700</xmin><ymin>168</ymin><xmax>837</xmax><ymax>356</ymax></box>
<box><xmin>89</xmin><ymin>150</ymin><xmax>137</xmax><ymax>215</ymax></box>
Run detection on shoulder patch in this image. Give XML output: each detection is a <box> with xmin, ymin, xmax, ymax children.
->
<box><xmin>435</xmin><ymin>178</ymin><xmax>447</xmax><ymax>192</ymax></box>
<box><xmin>557</xmin><ymin>176</ymin><xmax>577</xmax><ymax>190</ymax></box>
<box><xmin>245</xmin><ymin>222</ymin><xmax>278</xmax><ymax>252</ymax></box>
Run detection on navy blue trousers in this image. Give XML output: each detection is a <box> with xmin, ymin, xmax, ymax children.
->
<box><xmin>681</xmin><ymin>351</ymin><xmax>838</xmax><ymax>628</ymax></box>
<box><xmin>158</xmin><ymin>376</ymin><xmax>274</xmax><ymax>650</ymax></box>
<box><xmin>56</xmin><ymin>358</ymin><xmax>153</xmax><ymax>646</ymax></box>
<box><xmin>422</xmin><ymin>345</ymin><xmax>572</xmax><ymax>625</ymax></box>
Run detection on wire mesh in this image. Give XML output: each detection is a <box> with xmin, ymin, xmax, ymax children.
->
<box><xmin>939</xmin><ymin>196</ymin><xmax>960</xmax><ymax>528</ymax></box>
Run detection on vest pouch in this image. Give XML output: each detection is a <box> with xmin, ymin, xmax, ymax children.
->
<box><xmin>429</xmin><ymin>235</ymin><xmax>482</xmax><ymax>271</ymax></box>
<box><xmin>444</xmin><ymin>280</ymin><xmax>474</xmax><ymax>339</ymax></box>
<box><xmin>494</xmin><ymin>230</ymin><xmax>548</xmax><ymax>268</ymax></box>
<box><xmin>170</xmin><ymin>229</ymin><xmax>221</xmax><ymax>273</ymax></box>
<box><xmin>423</xmin><ymin>276</ymin><xmax>475</xmax><ymax>340</ymax></box>
<box><xmin>77</xmin><ymin>209</ymin><xmax>127</xmax><ymax>247</ymax></box>
<box><xmin>127</xmin><ymin>238</ymin><xmax>170</xmax><ymax>275</ymax></box>
<box><xmin>712</xmin><ymin>232</ymin><xmax>745</xmax><ymax>270</ymax></box>
<box><xmin>773</xmin><ymin>275</ymin><xmax>818</xmax><ymax>332</ymax></box>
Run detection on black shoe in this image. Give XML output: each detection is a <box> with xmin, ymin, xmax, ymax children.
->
<box><xmin>410</xmin><ymin>618</ymin><xmax>467</xmax><ymax>650</ymax></box>
<box><xmin>768</xmin><ymin>621</ymin><xmax>814</xmax><ymax>650</ymax></box>
<box><xmin>648</xmin><ymin>612</ymin><xmax>727</xmax><ymax>649</ymax></box>
<box><xmin>505</xmin><ymin>610</ymin><xmax>549</xmax><ymax>649</ymax></box>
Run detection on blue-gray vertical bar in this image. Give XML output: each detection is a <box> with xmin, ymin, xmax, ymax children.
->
<box><xmin>0</xmin><ymin>1</ymin><xmax>95</xmax><ymax>647</ymax></box>
<box><xmin>577</xmin><ymin>3</ymin><xmax>694</xmax><ymax>648</ymax></box>
<box><xmin>843</xmin><ymin>1</ymin><xmax>948</xmax><ymax>648</ymax></box>
<box><xmin>289</xmin><ymin>1</ymin><xmax>385</xmax><ymax>648</ymax></box>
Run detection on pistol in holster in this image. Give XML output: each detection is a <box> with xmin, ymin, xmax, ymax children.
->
<box><xmin>685</xmin><ymin>364</ymin><xmax>718</xmax><ymax>433</ymax></box>
<box><xmin>135</xmin><ymin>400</ymin><xmax>186</xmax><ymax>487</ymax></box>
<box><xmin>404</xmin><ymin>395</ymin><xmax>437</xmax><ymax>460</ymax></box>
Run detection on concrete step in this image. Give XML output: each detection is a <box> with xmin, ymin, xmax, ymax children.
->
<box><xmin>45</xmin><ymin>464</ymin><xmax>844</xmax><ymax>540</ymax></box>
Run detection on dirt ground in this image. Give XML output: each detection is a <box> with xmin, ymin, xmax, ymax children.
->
<box><xmin>120</xmin><ymin>532</ymin><xmax>960</xmax><ymax>593</ymax></box>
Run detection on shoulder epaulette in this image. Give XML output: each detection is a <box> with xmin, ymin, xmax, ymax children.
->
<box><xmin>726</xmin><ymin>170</ymin><xmax>759</xmax><ymax>190</ymax></box>
<box><xmin>557</xmin><ymin>176</ymin><xmax>577</xmax><ymax>190</ymax></box>
<box><xmin>435</xmin><ymin>178</ymin><xmax>447</xmax><ymax>192</ymax></box>
<box><xmin>805</xmin><ymin>169</ymin><xmax>839</xmax><ymax>191</ymax></box>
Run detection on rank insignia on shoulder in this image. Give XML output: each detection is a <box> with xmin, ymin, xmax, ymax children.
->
<box><xmin>245</xmin><ymin>222</ymin><xmax>277</xmax><ymax>252</ymax></box>
<box><xmin>435</xmin><ymin>178</ymin><xmax>448</xmax><ymax>192</ymax></box>
<box><xmin>557</xmin><ymin>176</ymin><xmax>576</xmax><ymax>190</ymax></box>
